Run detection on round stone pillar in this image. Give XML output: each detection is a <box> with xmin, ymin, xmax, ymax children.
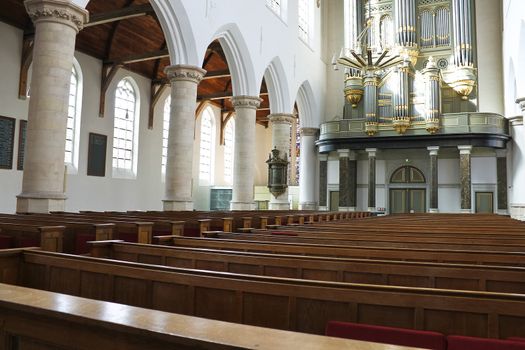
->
<box><xmin>268</xmin><ymin>114</ymin><xmax>295</xmax><ymax>210</ymax></box>
<box><xmin>163</xmin><ymin>65</ymin><xmax>206</xmax><ymax>211</ymax></box>
<box><xmin>299</xmin><ymin>128</ymin><xmax>319</xmax><ymax>210</ymax></box>
<box><xmin>17</xmin><ymin>0</ymin><xmax>88</xmax><ymax>213</ymax></box>
<box><xmin>230</xmin><ymin>96</ymin><xmax>262</xmax><ymax>210</ymax></box>
<box><xmin>366</xmin><ymin>148</ymin><xmax>377</xmax><ymax>212</ymax></box>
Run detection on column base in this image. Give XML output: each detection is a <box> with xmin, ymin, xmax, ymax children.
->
<box><xmin>368</xmin><ymin>207</ymin><xmax>376</xmax><ymax>212</ymax></box>
<box><xmin>510</xmin><ymin>204</ymin><xmax>525</xmax><ymax>220</ymax></box>
<box><xmin>269</xmin><ymin>202</ymin><xmax>290</xmax><ymax>210</ymax></box>
<box><xmin>428</xmin><ymin>208</ymin><xmax>439</xmax><ymax>213</ymax></box>
<box><xmin>460</xmin><ymin>208</ymin><xmax>473</xmax><ymax>214</ymax></box>
<box><xmin>163</xmin><ymin>200</ymin><xmax>193</xmax><ymax>211</ymax></box>
<box><xmin>230</xmin><ymin>201</ymin><xmax>256</xmax><ymax>211</ymax></box>
<box><xmin>318</xmin><ymin>206</ymin><xmax>328</xmax><ymax>211</ymax></box>
<box><xmin>17</xmin><ymin>193</ymin><xmax>66</xmax><ymax>213</ymax></box>
<box><xmin>299</xmin><ymin>201</ymin><xmax>318</xmax><ymax>210</ymax></box>
<box><xmin>497</xmin><ymin>209</ymin><xmax>509</xmax><ymax>215</ymax></box>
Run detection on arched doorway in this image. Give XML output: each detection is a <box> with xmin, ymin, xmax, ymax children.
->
<box><xmin>389</xmin><ymin>166</ymin><xmax>426</xmax><ymax>213</ymax></box>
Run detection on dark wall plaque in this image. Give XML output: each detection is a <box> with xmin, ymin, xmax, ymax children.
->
<box><xmin>87</xmin><ymin>132</ymin><xmax>107</xmax><ymax>177</ymax></box>
<box><xmin>210</xmin><ymin>188</ymin><xmax>232</xmax><ymax>211</ymax></box>
<box><xmin>0</xmin><ymin>116</ymin><xmax>16</xmax><ymax>169</ymax></box>
<box><xmin>17</xmin><ymin>120</ymin><xmax>27</xmax><ymax>170</ymax></box>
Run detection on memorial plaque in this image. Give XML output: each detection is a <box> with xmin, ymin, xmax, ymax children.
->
<box><xmin>210</xmin><ymin>188</ymin><xmax>232</xmax><ymax>211</ymax></box>
<box><xmin>17</xmin><ymin>120</ymin><xmax>27</xmax><ymax>170</ymax></box>
<box><xmin>87</xmin><ymin>132</ymin><xmax>107</xmax><ymax>177</ymax></box>
<box><xmin>0</xmin><ymin>116</ymin><xmax>16</xmax><ymax>169</ymax></box>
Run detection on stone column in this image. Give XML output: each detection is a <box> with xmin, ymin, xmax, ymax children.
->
<box><xmin>163</xmin><ymin>65</ymin><xmax>206</xmax><ymax>211</ymax></box>
<box><xmin>366</xmin><ymin>148</ymin><xmax>377</xmax><ymax>212</ymax></box>
<box><xmin>338</xmin><ymin>149</ymin><xmax>350</xmax><ymax>211</ymax></box>
<box><xmin>348</xmin><ymin>151</ymin><xmax>357</xmax><ymax>212</ymax></box>
<box><xmin>496</xmin><ymin>149</ymin><xmax>508</xmax><ymax>215</ymax></box>
<box><xmin>17</xmin><ymin>0</ymin><xmax>88</xmax><ymax>213</ymax></box>
<box><xmin>458</xmin><ymin>145</ymin><xmax>473</xmax><ymax>213</ymax></box>
<box><xmin>299</xmin><ymin>127</ymin><xmax>319</xmax><ymax>210</ymax></box>
<box><xmin>364</xmin><ymin>73</ymin><xmax>379</xmax><ymax>136</ymax></box>
<box><xmin>268</xmin><ymin>114</ymin><xmax>294</xmax><ymax>210</ymax></box>
<box><xmin>318</xmin><ymin>154</ymin><xmax>328</xmax><ymax>211</ymax></box>
<box><xmin>230</xmin><ymin>96</ymin><xmax>262</xmax><ymax>210</ymax></box>
<box><xmin>428</xmin><ymin>146</ymin><xmax>439</xmax><ymax>213</ymax></box>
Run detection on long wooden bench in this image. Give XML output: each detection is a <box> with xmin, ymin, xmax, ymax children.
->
<box><xmin>0</xmin><ymin>283</ymin><xmax>400</xmax><ymax>350</ymax></box>
<box><xmin>2</xmin><ymin>248</ymin><xmax>525</xmax><ymax>338</ymax></box>
<box><xmin>209</xmin><ymin>231</ymin><xmax>525</xmax><ymax>252</ymax></box>
<box><xmin>90</xmin><ymin>240</ymin><xmax>525</xmax><ymax>293</ymax></box>
<box><xmin>167</xmin><ymin>236</ymin><xmax>525</xmax><ymax>266</ymax></box>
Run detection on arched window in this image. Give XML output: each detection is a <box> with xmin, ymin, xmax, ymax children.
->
<box><xmin>113</xmin><ymin>78</ymin><xmax>139</xmax><ymax>174</ymax></box>
<box><xmin>199</xmin><ymin>107</ymin><xmax>215</xmax><ymax>183</ymax></box>
<box><xmin>267</xmin><ymin>0</ymin><xmax>287</xmax><ymax>20</ymax></box>
<box><xmin>224</xmin><ymin>117</ymin><xmax>234</xmax><ymax>185</ymax></box>
<box><xmin>161</xmin><ymin>96</ymin><xmax>171</xmax><ymax>174</ymax></box>
<box><xmin>65</xmin><ymin>62</ymin><xmax>82</xmax><ymax>169</ymax></box>
<box><xmin>390</xmin><ymin>166</ymin><xmax>426</xmax><ymax>184</ymax></box>
<box><xmin>379</xmin><ymin>15</ymin><xmax>393</xmax><ymax>50</ymax></box>
<box><xmin>298</xmin><ymin>0</ymin><xmax>312</xmax><ymax>43</ymax></box>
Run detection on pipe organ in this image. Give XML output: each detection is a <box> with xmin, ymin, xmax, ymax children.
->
<box><xmin>341</xmin><ymin>0</ymin><xmax>477</xmax><ymax>135</ymax></box>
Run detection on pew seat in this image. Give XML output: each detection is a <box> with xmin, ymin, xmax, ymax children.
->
<box><xmin>325</xmin><ymin>321</ymin><xmax>447</xmax><ymax>350</ymax></box>
<box><xmin>271</xmin><ymin>231</ymin><xmax>298</xmax><ymax>236</ymax></box>
<box><xmin>447</xmin><ymin>336</ymin><xmax>525</xmax><ymax>350</ymax></box>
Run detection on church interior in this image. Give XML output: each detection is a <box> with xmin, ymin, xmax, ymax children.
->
<box><xmin>1</xmin><ymin>0</ymin><xmax>525</xmax><ymax>349</ymax></box>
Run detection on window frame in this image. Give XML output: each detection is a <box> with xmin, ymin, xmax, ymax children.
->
<box><xmin>198</xmin><ymin>107</ymin><xmax>216</xmax><ymax>185</ymax></box>
<box><xmin>64</xmin><ymin>59</ymin><xmax>83</xmax><ymax>174</ymax></box>
<box><xmin>112</xmin><ymin>76</ymin><xmax>140</xmax><ymax>179</ymax></box>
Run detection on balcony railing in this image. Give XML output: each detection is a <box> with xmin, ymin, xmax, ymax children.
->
<box><xmin>319</xmin><ymin>113</ymin><xmax>509</xmax><ymax>141</ymax></box>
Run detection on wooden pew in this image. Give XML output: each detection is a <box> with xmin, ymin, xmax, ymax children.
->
<box><xmin>2</xmin><ymin>249</ymin><xmax>525</xmax><ymax>338</ymax></box>
<box><xmin>167</xmin><ymin>236</ymin><xmax>525</xmax><ymax>266</ymax></box>
<box><xmin>90</xmin><ymin>240</ymin><xmax>525</xmax><ymax>293</ymax></box>
<box><xmin>0</xmin><ymin>222</ymin><xmax>64</xmax><ymax>252</ymax></box>
<box><xmin>0</xmin><ymin>283</ymin><xmax>399</xmax><ymax>350</ymax></box>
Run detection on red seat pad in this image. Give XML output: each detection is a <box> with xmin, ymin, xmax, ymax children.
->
<box><xmin>448</xmin><ymin>336</ymin><xmax>525</xmax><ymax>350</ymax></box>
<box><xmin>16</xmin><ymin>237</ymin><xmax>40</xmax><ymax>248</ymax></box>
<box><xmin>75</xmin><ymin>233</ymin><xmax>95</xmax><ymax>254</ymax></box>
<box><xmin>116</xmin><ymin>232</ymin><xmax>138</xmax><ymax>243</ymax></box>
<box><xmin>0</xmin><ymin>235</ymin><xmax>12</xmax><ymax>249</ymax></box>
<box><xmin>508</xmin><ymin>338</ymin><xmax>525</xmax><ymax>343</ymax></box>
<box><xmin>271</xmin><ymin>231</ymin><xmax>298</xmax><ymax>236</ymax></box>
<box><xmin>325</xmin><ymin>321</ymin><xmax>446</xmax><ymax>350</ymax></box>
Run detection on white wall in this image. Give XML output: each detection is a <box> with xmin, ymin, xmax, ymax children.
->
<box><xmin>502</xmin><ymin>0</ymin><xmax>525</xmax><ymax>219</ymax></box>
<box><xmin>0</xmin><ymin>19</ymin><xmax>274</xmax><ymax>213</ymax></box>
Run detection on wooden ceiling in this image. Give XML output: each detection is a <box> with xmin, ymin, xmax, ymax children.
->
<box><xmin>0</xmin><ymin>0</ymin><xmax>270</xmax><ymax>126</ymax></box>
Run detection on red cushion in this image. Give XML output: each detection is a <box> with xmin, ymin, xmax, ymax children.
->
<box><xmin>117</xmin><ymin>232</ymin><xmax>138</xmax><ymax>243</ymax></box>
<box><xmin>448</xmin><ymin>336</ymin><xmax>525</xmax><ymax>350</ymax></box>
<box><xmin>509</xmin><ymin>338</ymin><xmax>525</xmax><ymax>343</ymax></box>
<box><xmin>75</xmin><ymin>233</ymin><xmax>95</xmax><ymax>254</ymax></box>
<box><xmin>325</xmin><ymin>321</ymin><xmax>446</xmax><ymax>350</ymax></box>
<box><xmin>0</xmin><ymin>235</ymin><xmax>12</xmax><ymax>249</ymax></box>
<box><xmin>271</xmin><ymin>231</ymin><xmax>298</xmax><ymax>236</ymax></box>
<box><xmin>16</xmin><ymin>237</ymin><xmax>40</xmax><ymax>248</ymax></box>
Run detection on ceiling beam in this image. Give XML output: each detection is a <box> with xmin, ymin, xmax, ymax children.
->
<box><xmin>86</xmin><ymin>4</ymin><xmax>155</xmax><ymax>27</ymax></box>
<box><xmin>203</xmin><ymin>69</ymin><xmax>231</xmax><ymax>80</ymax></box>
<box><xmin>197</xmin><ymin>91</ymin><xmax>268</xmax><ymax>102</ymax></box>
<box><xmin>107</xmin><ymin>49</ymin><xmax>170</xmax><ymax>65</ymax></box>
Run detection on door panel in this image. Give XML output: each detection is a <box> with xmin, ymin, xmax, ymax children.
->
<box><xmin>390</xmin><ymin>189</ymin><xmax>407</xmax><ymax>214</ymax></box>
<box><xmin>475</xmin><ymin>192</ymin><xmax>493</xmax><ymax>213</ymax></box>
<box><xmin>409</xmin><ymin>189</ymin><xmax>426</xmax><ymax>213</ymax></box>
<box><xmin>329</xmin><ymin>191</ymin><xmax>339</xmax><ymax>211</ymax></box>
<box><xmin>390</xmin><ymin>189</ymin><xmax>426</xmax><ymax>214</ymax></box>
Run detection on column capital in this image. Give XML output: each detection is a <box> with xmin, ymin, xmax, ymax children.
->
<box><xmin>366</xmin><ymin>148</ymin><xmax>377</xmax><ymax>157</ymax></box>
<box><xmin>268</xmin><ymin>113</ymin><xmax>295</xmax><ymax>125</ymax></box>
<box><xmin>337</xmin><ymin>149</ymin><xmax>350</xmax><ymax>158</ymax></box>
<box><xmin>164</xmin><ymin>65</ymin><xmax>206</xmax><ymax>84</ymax></box>
<box><xmin>231</xmin><ymin>95</ymin><xmax>262</xmax><ymax>110</ymax></box>
<box><xmin>495</xmin><ymin>149</ymin><xmax>507</xmax><ymax>158</ymax></box>
<box><xmin>319</xmin><ymin>154</ymin><xmax>328</xmax><ymax>161</ymax></box>
<box><xmin>427</xmin><ymin>146</ymin><xmax>440</xmax><ymax>156</ymax></box>
<box><xmin>300</xmin><ymin>127</ymin><xmax>319</xmax><ymax>137</ymax></box>
<box><xmin>458</xmin><ymin>145</ymin><xmax>473</xmax><ymax>155</ymax></box>
<box><xmin>516</xmin><ymin>97</ymin><xmax>525</xmax><ymax>114</ymax></box>
<box><xmin>25</xmin><ymin>0</ymin><xmax>89</xmax><ymax>32</ymax></box>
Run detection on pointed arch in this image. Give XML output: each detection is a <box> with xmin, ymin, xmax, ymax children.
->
<box><xmin>263</xmin><ymin>57</ymin><xmax>291</xmax><ymax>114</ymax></box>
<box><xmin>212</xmin><ymin>23</ymin><xmax>258</xmax><ymax>96</ymax></box>
<box><xmin>295</xmin><ymin>80</ymin><xmax>316</xmax><ymax>128</ymax></box>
